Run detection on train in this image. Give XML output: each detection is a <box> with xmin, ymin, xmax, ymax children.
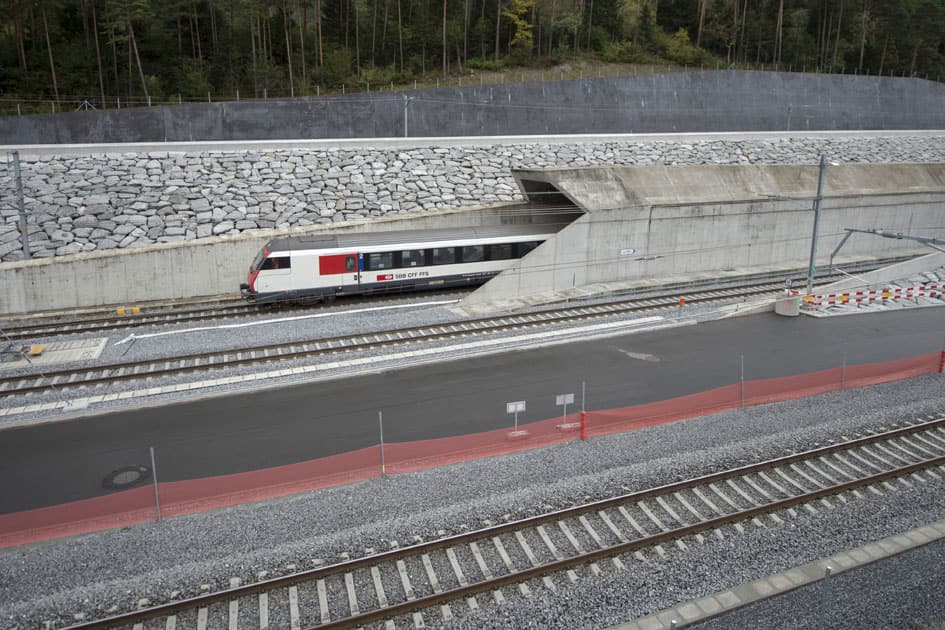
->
<box><xmin>240</xmin><ymin>224</ymin><xmax>562</xmax><ymax>304</ymax></box>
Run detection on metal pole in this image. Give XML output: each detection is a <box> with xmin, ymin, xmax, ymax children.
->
<box><xmin>403</xmin><ymin>96</ymin><xmax>408</xmax><ymax>138</ymax></box>
<box><xmin>379</xmin><ymin>411</ymin><xmax>386</xmax><ymax>475</ymax></box>
<box><xmin>581</xmin><ymin>381</ymin><xmax>586</xmax><ymax>412</ymax></box>
<box><xmin>11</xmin><ymin>151</ymin><xmax>30</xmax><ymax>259</ymax></box>
<box><xmin>807</xmin><ymin>154</ymin><xmax>827</xmax><ymax>295</ymax></box>
<box><xmin>149</xmin><ymin>446</ymin><xmax>161</xmax><ymax>521</ymax></box>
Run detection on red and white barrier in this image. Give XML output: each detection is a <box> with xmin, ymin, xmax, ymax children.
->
<box><xmin>791</xmin><ymin>284</ymin><xmax>944</xmax><ymax>307</ymax></box>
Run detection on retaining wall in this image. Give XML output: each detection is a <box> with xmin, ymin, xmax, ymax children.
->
<box><xmin>2</xmin><ymin>72</ymin><xmax>945</xmax><ymax>144</ymax></box>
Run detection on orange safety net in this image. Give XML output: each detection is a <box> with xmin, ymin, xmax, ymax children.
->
<box><xmin>1</xmin><ymin>350</ymin><xmax>942</xmax><ymax>548</ymax></box>
<box><xmin>587</xmin><ymin>384</ymin><xmax>741</xmax><ymax>438</ymax></box>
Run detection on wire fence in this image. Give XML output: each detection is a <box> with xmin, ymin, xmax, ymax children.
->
<box><xmin>0</xmin><ymin>349</ymin><xmax>941</xmax><ymax>548</ymax></box>
<box><xmin>1</xmin><ymin>60</ymin><xmax>938</xmax><ymax>117</ymax></box>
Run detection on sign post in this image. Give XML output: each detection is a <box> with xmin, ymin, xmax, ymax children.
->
<box><xmin>506</xmin><ymin>400</ymin><xmax>526</xmax><ymax>432</ymax></box>
<box><xmin>555</xmin><ymin>393</ymin><xmax>574</xmax><ymax>421</ymax></box>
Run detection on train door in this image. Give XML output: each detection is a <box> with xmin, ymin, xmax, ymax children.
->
<box><xmin>318</xmin><ymin>253</ymin><xmax>360</xmax><ymax>294</ymax></box>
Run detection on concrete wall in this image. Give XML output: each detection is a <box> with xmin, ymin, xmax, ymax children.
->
<box><xmin>0</xmin><ymin>205</ymin><xmax>548</xmax><ymax>315</ymax></box>
<box><xmin>462</xmin><ymin>163</ymin><xmax>945</xmax><ymax>309</ymax></box>
<box><xmin>3</xmin><ymin>71</ymin><xmax>945</xmax><ymax>144</ymax></box>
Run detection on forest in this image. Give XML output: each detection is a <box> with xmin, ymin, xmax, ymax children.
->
<box><xmin>1</xmin><ymin>0</ymin><xmax>944</xmax><ymax>112</ymax></box>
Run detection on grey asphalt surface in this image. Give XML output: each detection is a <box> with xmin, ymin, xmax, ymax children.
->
<box><xmin>0</xmin><ymin>307</ymin><xmax>942</xmax><ymax>514</ymax></box>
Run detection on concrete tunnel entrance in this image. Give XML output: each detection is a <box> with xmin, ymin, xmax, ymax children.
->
<box><xmin>454</xmin><ymin>163</ymin><xmax>945</xmax><ymax>316</ymax></box>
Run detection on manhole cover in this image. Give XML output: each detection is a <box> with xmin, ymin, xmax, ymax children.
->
<box><xmin>102</xmin><ymin>465</ymin><xmax>151</xmax><ymax>490</ymax></box>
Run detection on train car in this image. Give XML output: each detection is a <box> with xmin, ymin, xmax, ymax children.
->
<box><xmin>240</xmin><ymin>224</ymin><xmax>562</xmax><ymax>304</ymax></box>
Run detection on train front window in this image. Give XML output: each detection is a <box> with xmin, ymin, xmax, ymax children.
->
<box><xmin>515</xmin><ymin>241</ymin><xmax>541</xmax><ymax>257</ymax></box>
<box><xmin>400</xmin><ymin>249</ymin><xmax>426</xmax><ymax>267</ymax></box>
<box><xmin>260</xmin><ymin>256</ymin><xmax>291</xmax><ymax>270</ymax></box>
<box><xmin>366</xmin><ymin>252</ymin><xmax>394</xmax><ymax>270</ymax></box>
<box><xmin>431</xmin><ymin>247</ymin><xmax>455</xmax><ymax>265</ymax></box>
<box><xmin>251</xmin><ymin>249</ymin><xmax>268</xmax><ymax>271</ymax></box>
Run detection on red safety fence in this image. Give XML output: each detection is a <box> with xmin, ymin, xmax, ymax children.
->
<box><xmin>1</xmin><ymin>350</ymin><xmax>942</xmax><ymax>548</ymax></box>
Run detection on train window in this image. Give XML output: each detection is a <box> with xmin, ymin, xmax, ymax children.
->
<box><xmin>345</xmin><ymin>256</ymin><xmax>356</xmax><ymax>272</ymax></box>
<box><xmin>400</xmin><ymin>249</ymin><xmax>426</xmax><ymax>267</ymax></box>
<box><xmin>366</xmin><ymin>252</ymin><xmax>394</xmax><ymax>270</ymax></box>
<box><xmin>486</xmin><ymin>243</ymin><xmax>514</xmax><ymax>261</ymax></box>
<box><xmin>260</xmin><ymin>256</ymin><xmax>291</xmax><ymax>270</ymax></box>
<box><xmin>431</xmin><ymin>247</ymin><xmax>455</xmax><ymax>265</ymax></box>
<box><xmin>461</xmin><ymin>245</ymin><xmax>484</xmax><ymax>263</ymax></box>
<box><xmin>515</xmin><ymin>241</ymin><xmax>541</xmax><ymax>257</ymax></box>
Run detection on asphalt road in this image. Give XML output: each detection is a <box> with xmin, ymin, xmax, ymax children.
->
<box><xmin>1</xmin><ymin>308</ymin><xmax>943</xmax><ymax>514</ymax></box>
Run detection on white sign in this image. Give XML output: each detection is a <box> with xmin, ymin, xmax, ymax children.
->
<box><xmin>506</xmin><ymin>401</ymin><xmax>526</xmax><ymax>414</ymax></box>
<box><xmin>555</xmin><ymin>393</ymin><xmax>574</xmax><ymax>406</ymax></box>
<box><xmin>619</xmin><ymin>248</ymin><xmax>636</xmax><ymax>256</ymax></box>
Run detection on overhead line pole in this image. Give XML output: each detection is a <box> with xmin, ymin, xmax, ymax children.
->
<box><xmin>806</xmin><ymin>154</ymin><xmax>827</xmax><ymax>295</ymax></box>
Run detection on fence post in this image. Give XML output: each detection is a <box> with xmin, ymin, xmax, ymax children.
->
<box><xmin>841</xmin><ymin>352</ymin><xmax>847</xmax><ymax>389</ymax></box>
<box><xmin>149</xmin><ymin>446</ymin><xmax>161</xmax><ymax>522</ymax></box>
<box><xmin>580</xmin><ymin>411</ymin><xmax>587</xmax><ymax>441</ymax></box>
<box><xmin>379</xmin><ymin>411</ymin><xmax>386</xmax><ymax>475</ymax></box>
<box><xmin>739</xmin><ymin>354</ymin><xmax>745</xmax><ymax>407</ymax></box>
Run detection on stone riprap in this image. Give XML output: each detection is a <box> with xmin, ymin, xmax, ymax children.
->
<box><xmin>1</xmin><ymin>134</ymin><xmax>944</xmax><ymax>262</ymax></box>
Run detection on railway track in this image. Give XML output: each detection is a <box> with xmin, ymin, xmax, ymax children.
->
<box><xmin>4</xmin><ymin>281</ymin><xmax>795</xmax><ymax>399</ymax></box>
<box><xmin>0</xmin><ymin>291</ymin><xmax>469</xmax><ymax>340</ymax></box>
<box><xmin>65</xmin><ymin>415</ymin><xmax>945</xmax><ymax>630</ymax></box>
<box><xmin>0</xmin><ymin>301</ymin><xmax>259</xmax><ymax>339</ymax></box>
<box><xmin>0</xmin><ymin>257</ymin><xmax>911</xmax><ymax>340</ymax></box>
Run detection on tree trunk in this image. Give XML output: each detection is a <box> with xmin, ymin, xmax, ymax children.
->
<box><xmin>13</xmin><ymin>0</ymin><xmax>28</xmax><ymax>72</ymax></box>
<box><xmin>250</xmin><ymin>15</ymin><xmax>258</xmax><ymax>95</ymax></box>
<box><xmin>354</xmin><ymin>0</ymin><xmax>360</xmax><ymax>76</ymax></box>
<box><xmin>735</xmin><ymin>0</ymin><xmax>749</xmax><ymax>61</ymax></box>
<box><xmin>878</xmin><ymin>34</ymin><xmax>887</xmax><ymax>75</ymax></box>
<box><xmin>858</xmin><ymin>0</ymin><xmax>870</xmax><ymax>73</ymax></box>
<box><xmin>381</xmin><ymin>0</ymin><xmax>389</xmax><ymax>53</ymax></box>
<box><xmin>547</xmin><ymin>0</ymin><xmax>555</xmax><ymax>55</ymax></box>
<box><xmin>298</xmin><ymin>5</ymin><xmax>306</xmax><ymax>86</ymax></box>
<box><xmin>316</xmin><ymin>0</ymin><xmax>324</xmax><ymax>67</ymax></box>
<box><xmin>775</xmin><ymin>0</ymin><xmax>784</xmax><ymax>67</ymax></box>
<box><xmin>370</xmin><ymin>0</ymin><xmax>377</xmax><ymax>64</ymax></box>
<box><xmin>397</xmin><ymin>0</ymin><xmax>404</xmax><ymax>71</ymax></box>
<box><xmin>696</xmin><ymin>0</ymin><xmax>707</xmax><ymax>48</ymax></box>
<box><xmin>283</xmin><ymin>6</ymin><xmax>295</xmax><ymax>95</ymax></box>
<box><xmin>91</xmin><ymin>0</ymin><xmax>106</xmax><ymax>107</ymax></box>
<box><xmin>586</xmin><ymin>0</ymin><xmax>594</xmax><ymax>49</ymax></box>
<box><xmin>442</xmin><ymin>0</ymin><xmax>448</xmax><ymax>77</ymax></box>
<box><xmin>42</xmin><ymin>8</ymin><xmax>60</xmax><ymax>106</ymax></box>
<box><xmin>127</xmin><ymin>19</ymin><xmax>150</xmax><ymax>102</ymax></box>
<box><xmin>832</xmin><ymin>0</ymin><xmax>843</xmax><ymax>70</ymax></box>
<box><xmin>494</xmin><ymin>0</ymin><xmax>501</xmax><ymax>62</ymax></box>
<box><xmin>209</xmin><ymin>0</ymin><xmax>218</xmax><ymax>51</ymax></box>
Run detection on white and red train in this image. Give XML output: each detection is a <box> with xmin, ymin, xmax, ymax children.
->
<box><xmin>240</xmin><ymin>225</ymin><xmax>560</xmax><ymax>303</ymax></box>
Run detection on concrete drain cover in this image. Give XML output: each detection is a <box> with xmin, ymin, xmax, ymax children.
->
<box><xmin>0</xmin><ymin>338</ymin><xmax>108</xmax><ymax>370</ymax></box>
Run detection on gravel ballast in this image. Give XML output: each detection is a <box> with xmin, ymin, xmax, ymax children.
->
<box><xmin>1</xmin><ymin>371</ymin><xmax>944</xmax><ymax>629</ymax></box>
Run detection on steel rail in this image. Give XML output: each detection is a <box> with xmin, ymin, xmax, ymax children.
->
<box><xmin>64</xmin><ymin>417</ymin><xmax>945</xmax><ymax>630</ymax></box>
<box><xmin>1</xmin><ymin>282</ymin><xmax>792</xmax><ymax>397</ymax></box>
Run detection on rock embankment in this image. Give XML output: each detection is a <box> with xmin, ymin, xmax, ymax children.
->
<box><xmin>1</xmin><ymin>135</ymin><xmax>943</xmax><ymax>262</ymax></box>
